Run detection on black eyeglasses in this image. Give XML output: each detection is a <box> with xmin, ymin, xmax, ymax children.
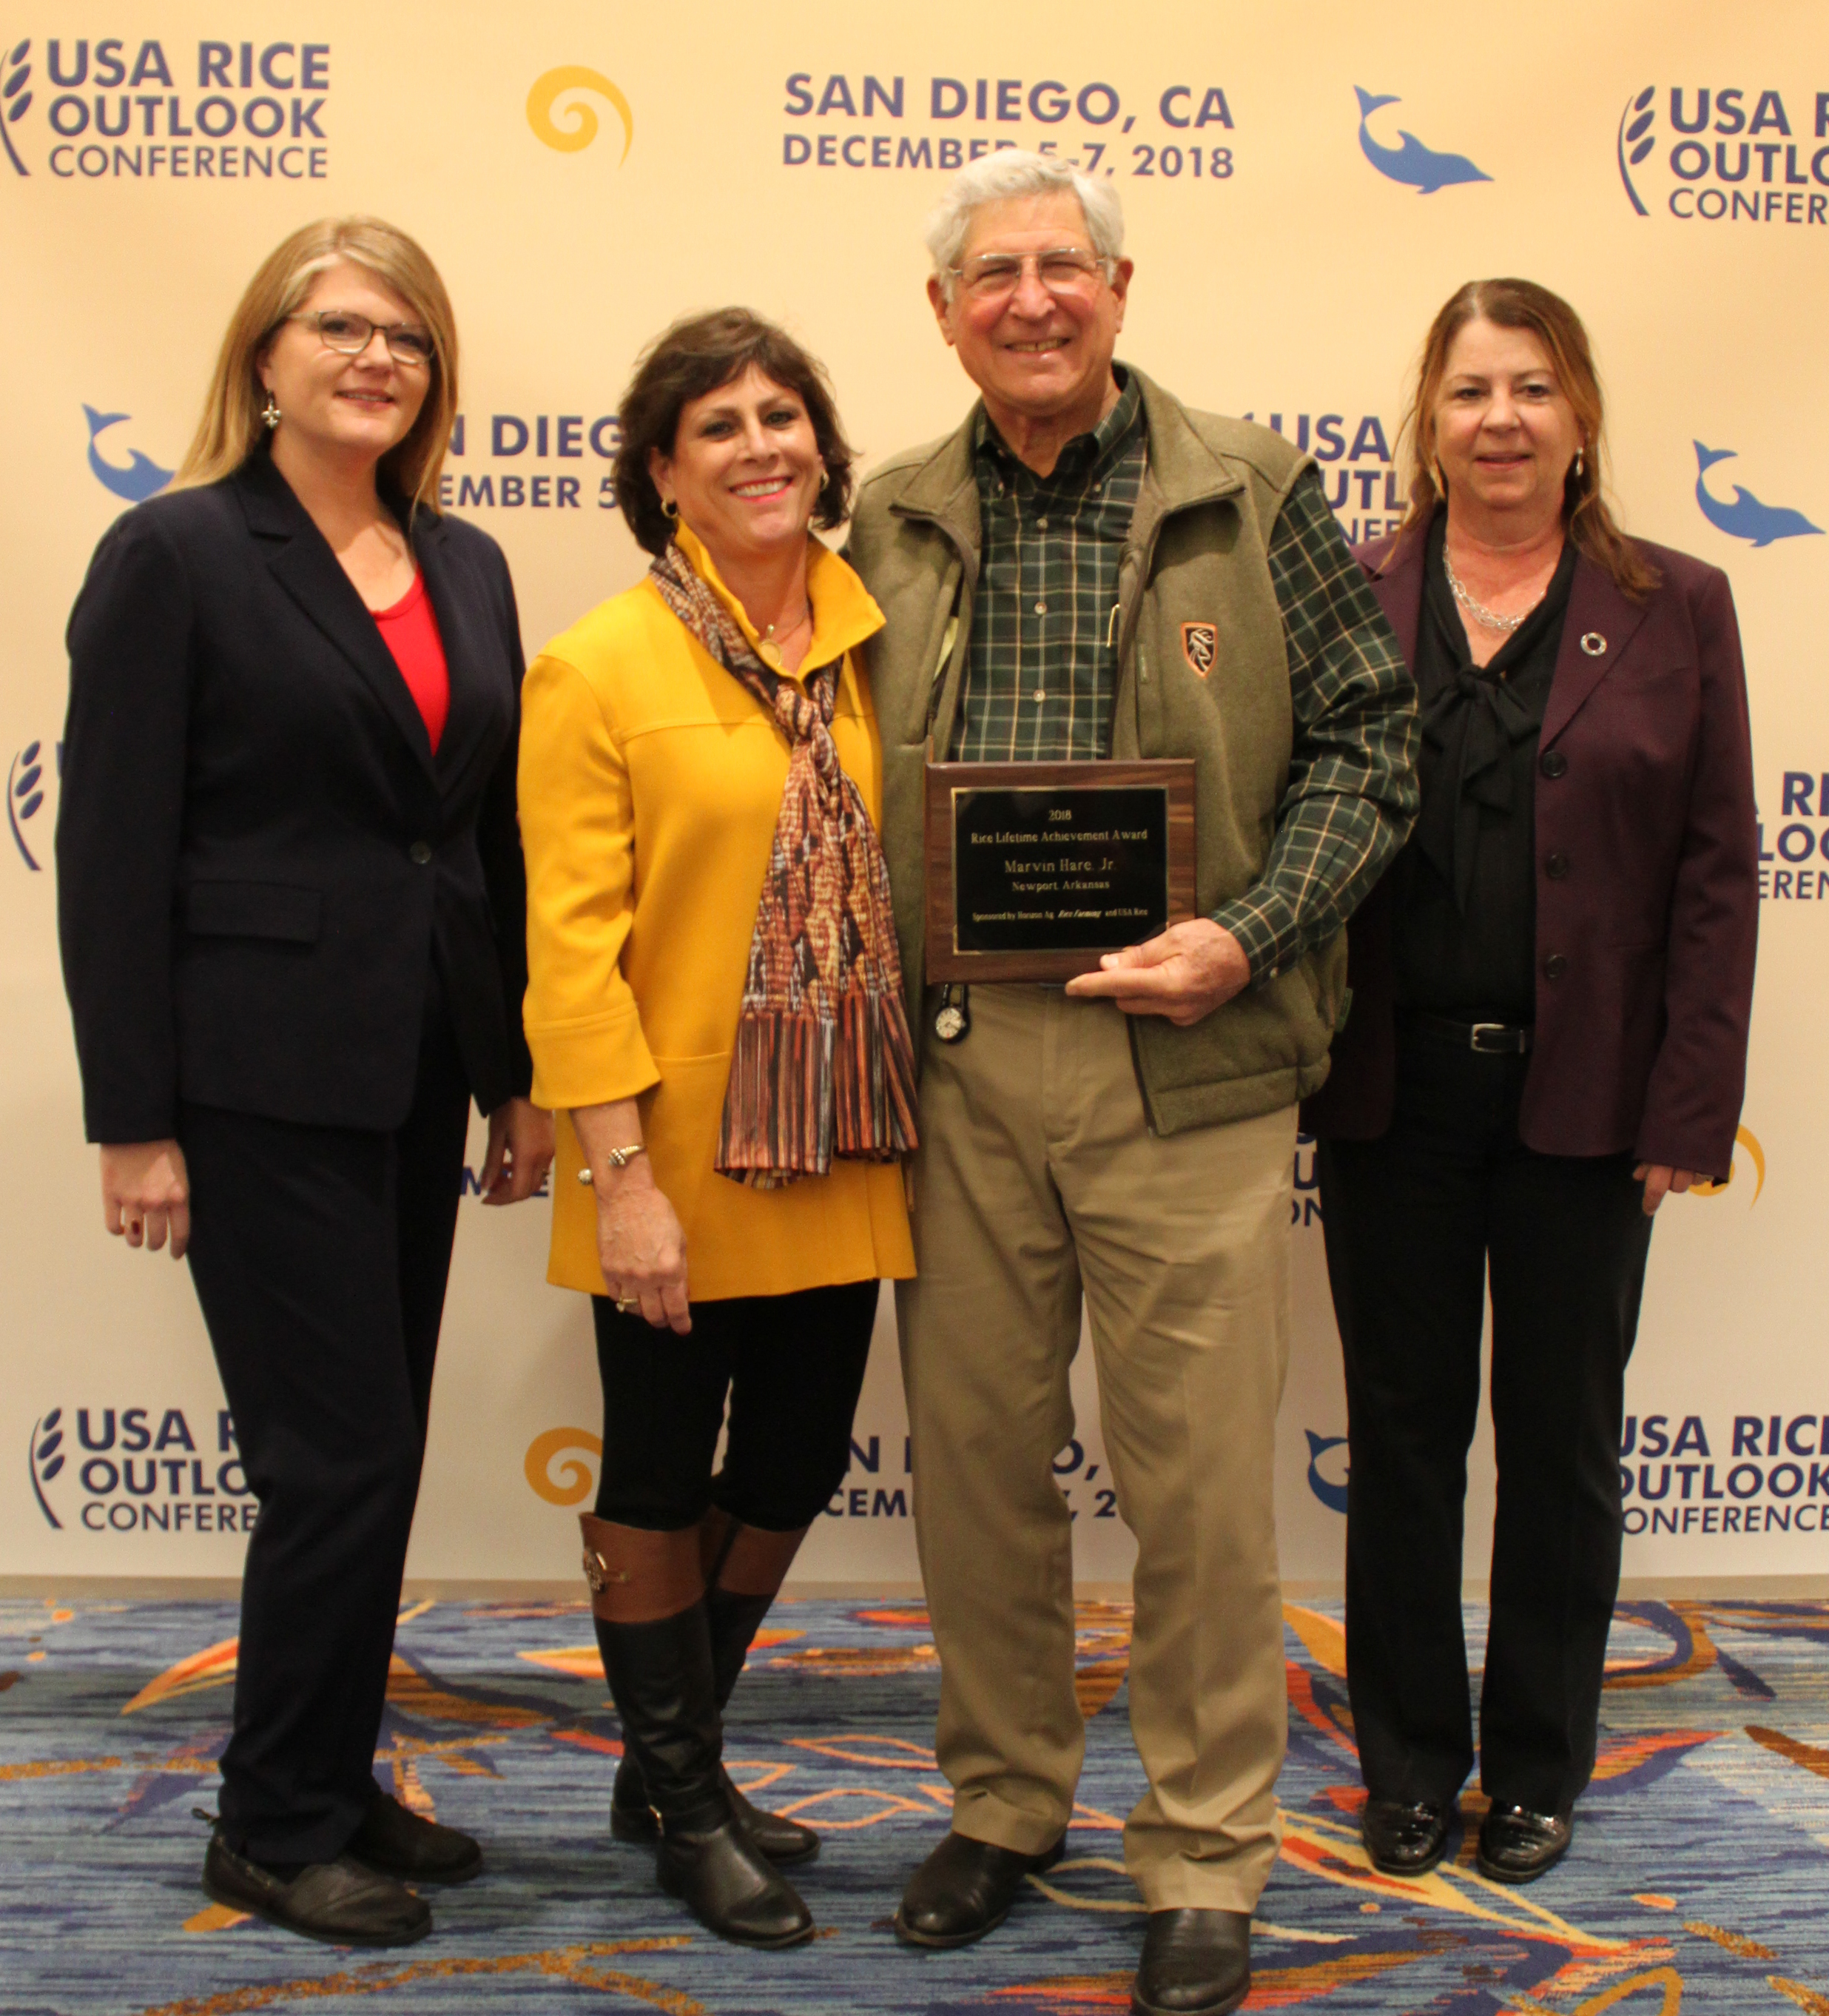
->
<box><xmin>289</xmin><ymin>310</ymin><xmax>436</xmax><ymax>367</ymax></box>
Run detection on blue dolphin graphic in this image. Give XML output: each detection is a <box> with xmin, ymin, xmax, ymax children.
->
<box><xmin>1354</xmin><ymin>87</ymin><xmax>1492</xmax><ymax>194</ymax></box>
<box><xmin>1693</xmin><ymin>443</ymin><xmax>1822</xmax><ymax>549</ymax></box>
<box><xmin>83</xmin><ymin>404</ymin><xmax>174</xmax><ymax>503</ymax></box>
<box><xmin>1304</xmin><ymin>1430</ymin><xmax>1350</xmax><ymax>1515</ymax></box>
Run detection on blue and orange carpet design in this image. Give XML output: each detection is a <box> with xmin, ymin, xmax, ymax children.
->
<box><xmin>3</xmin><ymin>1593</ymin><xmax>1828</xmax><ymax>2012</ymax></box>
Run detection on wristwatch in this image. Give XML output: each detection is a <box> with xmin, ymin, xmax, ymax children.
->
<box><xmin>578</xmin><ymin>1143</ymin><xmax>647</xmax><ymax>1183</ymax></box>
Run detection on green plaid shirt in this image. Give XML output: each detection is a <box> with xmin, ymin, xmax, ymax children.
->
<box><xmin>952</xmin><ymin>378</ymin><xmax>1415</xmax><ymax>985</ymax></box>
<box><xmin>952</xmin><ymin>369</ymin><xmax>1145</xmax><ymax>766</ymax></box>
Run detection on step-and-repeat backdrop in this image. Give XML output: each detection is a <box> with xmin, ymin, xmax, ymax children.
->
<box><xmin>3</xmin><ymin>1</ymin><xmax>1824</xmax><ymax>1585</ymax></box>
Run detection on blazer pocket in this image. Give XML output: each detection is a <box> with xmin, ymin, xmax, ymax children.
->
<box><xmin>182</xmin><ymin>878</ymin><xmax>323</xmax><ymax>943</ymax></box>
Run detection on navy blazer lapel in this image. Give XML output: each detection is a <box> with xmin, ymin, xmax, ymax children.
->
<box><xmin>414</xmin><ymin>514</ymin><xmax>495</xmax><ymax>797</ymax></box>
<box><xmin>1540</xmin><ymin>556</ymin><xmax>1650</xmax><ymax>750</ymax></box>
<box><xmin>235</xmin><ymin>456</ymin><xmax>438</xmax><ymax>779</ymax></box>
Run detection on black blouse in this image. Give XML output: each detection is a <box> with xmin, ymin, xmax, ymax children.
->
<box><xmin>1392</xmin><ymin>516</ymin><xmax>1577</xmax><ymax>1024</ymax></box>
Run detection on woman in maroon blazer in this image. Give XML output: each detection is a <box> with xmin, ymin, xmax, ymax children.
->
<box><xmin>1304</xmin><ymin>280</ymin><xmax>1756</xmax><ymax>1886</ymax></box>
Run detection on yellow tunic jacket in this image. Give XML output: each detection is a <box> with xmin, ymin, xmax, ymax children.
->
<box><xmin>519</xmin><ymin>526</ymin><xmax>915</xmax><ymax>1300</ymax></box>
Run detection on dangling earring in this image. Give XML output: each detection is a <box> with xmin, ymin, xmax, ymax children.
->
<box><xmin>1431</xmin><ymin>460</ymin><xmax>1446</xmax><ymax>494</ymax></box>
<box><xmin>1573</xmin><ymin>447</ymin><xmax>1586</xmax><ymax>480</ymax></box>
<box><xmin>262</xmin><ymin>392</ymin><xmax>281</xmax><ymax>431</ymax></box>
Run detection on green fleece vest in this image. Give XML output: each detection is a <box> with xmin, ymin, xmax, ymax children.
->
<box><xmin>847</xmin><ymin>367</ymin><xmax>1346</xmax><ymax>1136</ymax></box>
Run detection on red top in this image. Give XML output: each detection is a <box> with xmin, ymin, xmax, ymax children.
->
<box><xmin>371</xmin><ymin>573</ymin><xmax>450</xmax><ymax>753</ymax></box>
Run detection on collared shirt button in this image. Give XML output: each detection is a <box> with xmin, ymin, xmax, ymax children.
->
<box><xmin>1540</xmin><ymin>750</ymin><xmax>1569</xmax><ymax>779</ymax></box>
<box><xmin>409</xmin><ymin>841</ymin><xmax>433</xmax><ymax>865</ymax></box>
<box><xmin>1544</xmin><ymin>850</ymin><xmax>1571</xmax><ymax>880</ymax></box>
<box><xmin>1037</xmin><ymin>517</ymin><xmax>1048</xmax><ymax>529</ymax></box>
<box><xmin>1542</xmin><ymin>951</ymin><xmax>1570</xmax><ymax>981</ymax></box>
<box><xmin>1034</xmin><ymin>599</ymin><xmax>1047</xmax><ymax>614</ymax></box>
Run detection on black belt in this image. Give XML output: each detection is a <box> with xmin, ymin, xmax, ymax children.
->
<box><xmin>1407</xmin><ymin>1010</ymin><xmax>1533</xmax><ymax>1055</ymax></box>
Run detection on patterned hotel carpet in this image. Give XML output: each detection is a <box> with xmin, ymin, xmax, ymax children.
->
<box><xmin>4</xmin><ymin>1596</ymin><xmax>1829</xmax><ymax>2014</ymax></box>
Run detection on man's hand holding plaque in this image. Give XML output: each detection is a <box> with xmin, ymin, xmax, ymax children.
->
<box><xmin>1063</xmin><ymin>917</ymin><xmax>1251</xmax><ymax>1026</ymax></box>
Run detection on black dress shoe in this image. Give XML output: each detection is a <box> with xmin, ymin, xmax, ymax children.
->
<box><xmin>202</xmin><ymin>1832</ymin><xmax>431</xmax><ymax>1946</ymax></box>
<box><xmin>348</xmin><ymin>1791</ymin><xmax>482</xmax><ymax>1884</ymax></box>
<box><xmin>613</xmin><ymin>1755</ymin><xmax>819</xmax><ymax>1864</ymax></box>
<box><xmin>1361</xmin><ymin>1797</ymin><xmax>1452</xmax><ymax>1876</ymax></box>
<box><xmin>1477</xmin><ymin>1804</ymin><xmax>1572</xmax><ymax>1884</ymax></box>
<box><xmin>1133</xmin><ymin>1908</ymin><xmax>1251</xmax><ymax>2016</ymax></box>
<box><xmin>894</xmin><ymin>1830</ymin><xmax>1065</xmax><ymax>1948</ymax></box>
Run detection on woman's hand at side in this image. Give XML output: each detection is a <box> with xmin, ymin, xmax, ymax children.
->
<box><xmin>1634</xmin><ymin>1163</ymin><xmax>1700</xmax><ymax>1216</ymax></box>
<box><xmin>572</xmin><ymin>1098</ymin><xmax>691</xmax><ymax>1334</ymax></box>
<box><xmin>480</xmin><ymin>1097</ymin><xmax>556</xmax><ymax>1204</ymax></box>
<box><xmin>99</xmin><ymin>1140</ymin><xmax>192</xmax><ymax>1258</ymax></box>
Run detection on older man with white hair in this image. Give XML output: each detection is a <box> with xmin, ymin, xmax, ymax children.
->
<box><xmin>846</xmin><ymin>152</ymin><xmax>1416</xmax><ymax>2014</ymax></box>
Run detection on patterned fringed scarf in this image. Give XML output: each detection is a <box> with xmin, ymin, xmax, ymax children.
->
<box><xmin>648</xmin><ymin>541</ymin><xmax>920</xmax><ymax>1189</ymax></box>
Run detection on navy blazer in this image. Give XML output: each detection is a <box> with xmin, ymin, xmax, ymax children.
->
<box><xmin>58</xmin><ymin>451</ymin><xmax>533</xmax><ymax>1143</ymax></box>
<box><xmin>1301</xmin><ymin>515</ymin><xmax>1757</xmax><ymax>1179</ymax></box>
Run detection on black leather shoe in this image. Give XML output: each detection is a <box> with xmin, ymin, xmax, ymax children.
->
<box><xmin>202</xmin><ymin>1832</ymin><xmax>431</xmax><ymax>1946</ymax></box>
<box><xmin>1477</xmin><ymin>1804</ymin><xmax>1572</xmax><ymax>1884</ymax></box>
<box><xmin>657</xmin><ymin>1812</ymin><xmax>815</xmax><ymax>1948</ymax></box>
<box><xmin>1361</xmin><ymin>1797</ymin><xmax>1452</xmax><ymax>1877</ymax></box>
<box><xmin>1133</xmin><ymin>1908</ymin><xmax>1251</xmax><ymax>2016</ymax></box>
<box><xmin>614</xmin><ymin>1755</ymin><xmax>820</xmax><ymax>1864</ymax></box>
<box><xmin>348</xmin><ymin>1790</ymin><xmax>482</xmax><ymax>1884</ymax></box>
<box><xmin>894</xmin><ymin>1830</ymin><xmax>1065</xmax><ymax>1948</ymax></box>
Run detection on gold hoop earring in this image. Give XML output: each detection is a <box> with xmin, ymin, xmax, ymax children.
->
<box><xmin>262</xmin><ymin>392</ymin><xmax>281</xmax><ymax>431</ymax></box>
<box><xmin>661</xmin><ymin>497</ymin><xmax>679</xmax><ymax>522</ymax></box>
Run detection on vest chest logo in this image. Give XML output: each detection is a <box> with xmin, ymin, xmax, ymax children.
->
<box><xmin>1181</xmin><ymin>622</ymin><xmax>1219</xmax><ymax>678</ymax></box>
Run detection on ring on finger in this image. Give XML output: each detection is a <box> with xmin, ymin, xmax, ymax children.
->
<box><xmin>615</xmin><ymin>1297</ymin><xmax>640</xmax><ymax>1314</ymax></box>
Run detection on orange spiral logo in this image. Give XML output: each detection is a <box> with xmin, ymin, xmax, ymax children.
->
<box><xmin>526</xmin><ymin>67</ymin><xmax>633</xmax><ymax>161</ymax></box>
<box><xmin>523</xmin><ymin>1426</ymin><xmax>602</xmax><ymax>1505</ymax></box>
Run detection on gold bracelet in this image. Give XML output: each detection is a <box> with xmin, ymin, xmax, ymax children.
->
<box><xmin>578</xmin><ymin>1144</ymin><xmax>647</xmax><ymax>1183</ymax></box>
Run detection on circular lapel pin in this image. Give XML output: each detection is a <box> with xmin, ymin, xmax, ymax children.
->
<box><xmin>1580</xmin><ymin>632</ymin><xmax>1607</xmax><ymax>657</ymax></box>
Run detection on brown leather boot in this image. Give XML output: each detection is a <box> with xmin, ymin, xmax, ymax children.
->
<box><xmin>580</xmin><ymin>1513</ymin><xmax>812</xmax><ymax>1948</ymax></box>
<box><xmin>610</xmin><ymin>1511</ymin><xmax>818</xmax><ymax>1864</ymax></box>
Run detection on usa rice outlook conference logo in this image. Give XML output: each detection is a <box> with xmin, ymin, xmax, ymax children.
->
<box><xmin>1618</xmin><ymin>84</ymin><xmax>1829</xmax><ymax>224</ymax></box>
<box><xmin>0</xmin><ymin>34</ymin><xmax>333</xmax><ymax>181</ymax></box>
<box><xmin>27</xmin><ymin>1403</ymin><xmax>255</xmax><ymax>1533</ymax></box>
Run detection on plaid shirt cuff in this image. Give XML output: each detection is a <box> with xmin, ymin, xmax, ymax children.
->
<box><xmin>1210</xmin><ymin>890</ymin><xmax>1302</xmax><ymax>984</ymax></box>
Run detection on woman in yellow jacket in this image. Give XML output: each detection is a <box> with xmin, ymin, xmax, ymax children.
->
<box><xmin>519</xmin><ymin>309</ymin><xmax>917</xmax><ymax>1949</ymax></box>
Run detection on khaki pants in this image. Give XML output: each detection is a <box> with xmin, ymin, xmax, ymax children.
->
<box><xmin>897</xmin><ymin>983</ymin><xmax>1294</xmax><ymax>1912</ymax></box>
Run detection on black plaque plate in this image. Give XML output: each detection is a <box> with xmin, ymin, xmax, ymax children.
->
<box><xmin>925</xmin><ymin>759</ymin><xmax>1196</xmax><ymax>983</ymax></box>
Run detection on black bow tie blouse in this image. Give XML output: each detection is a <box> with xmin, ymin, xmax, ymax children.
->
<box><xmin>1392</xmin><ymin>514</ymin><xmax>1577</xmax><ymax>1026</ymax></box>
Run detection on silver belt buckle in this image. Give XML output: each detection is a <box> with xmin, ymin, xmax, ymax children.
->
<box><xmin>1469</xmin><ymin>1021</ymin><xmax>1515</xmax><ymax>1055</ymax></box>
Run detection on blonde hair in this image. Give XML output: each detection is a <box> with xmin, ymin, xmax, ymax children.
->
<box><xmin>177</xmin><ymin>215</ymin><xmax>459</xmax><ymax>514</ymax></box>
<box><xmin>1396</xmin><ymin>278</ymin><xmax>1656</xmax><ymax>600</ymax></box>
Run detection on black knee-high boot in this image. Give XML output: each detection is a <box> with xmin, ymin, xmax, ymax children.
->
<box><xmin>611</xmin><ymin>1513</ymin><xmax>818</xmax><ymax>1864</ymax></box>
<box><xmin>581</xmin><ymin>1514</ymin><xmax>812</xmax><ymax>1948</ymax></box>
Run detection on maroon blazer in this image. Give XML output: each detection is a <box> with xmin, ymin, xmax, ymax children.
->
<box><xmin>1301</xmin><ymin>517</ymin><xmax>1756</xmax><ymax>1180</ymax></box>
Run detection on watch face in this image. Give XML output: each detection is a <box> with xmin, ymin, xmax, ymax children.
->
<box><xmin>934</xmin><ymin>1004</ymin><xmax>967</xmax><ymax>1044</ymax></box>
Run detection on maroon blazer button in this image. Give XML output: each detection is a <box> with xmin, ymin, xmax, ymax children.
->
<box><xmin>1542</xmin><ymin>951</ymin><xmax>1570</xmax><ymax>981</ymax></box>
<box><xmin>1540</xmin><ymin>749</ymin><xmax>1568</xmax><ymax>779</ymax></box>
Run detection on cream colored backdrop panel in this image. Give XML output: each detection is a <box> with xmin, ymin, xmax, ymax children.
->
<box><xmin>2</xmin><ymin>0</ymin><xmax>1823</xmax><ymax>1583</ymax></box>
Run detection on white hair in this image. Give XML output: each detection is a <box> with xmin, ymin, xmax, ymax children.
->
<box><xmin>923</xmin><ymin>149</ymin><xmax>1125</xmax><ymax>299</ymax></box>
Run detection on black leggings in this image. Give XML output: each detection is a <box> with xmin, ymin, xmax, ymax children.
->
<box><xmin>592</xmin><ymin>1280</ymin><xmax>878</xmax><ymax>1533</ymax></box>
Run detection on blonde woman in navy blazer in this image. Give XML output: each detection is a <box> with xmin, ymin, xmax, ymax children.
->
<box><xmin>57</xmin><ymin>218</ymin><xmax>552</xmax><ymax>1948</ymax></box>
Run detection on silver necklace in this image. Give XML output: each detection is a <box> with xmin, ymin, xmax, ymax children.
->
<box><xmin>1443</xmin><ymin>548</ymin><xmax>1537</xmax><ymax>634</ymax></box>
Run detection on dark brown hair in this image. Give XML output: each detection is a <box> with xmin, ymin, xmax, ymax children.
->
<box><xmin>613</xmin><ymin>309</ymin><xmax>856</xmax><ymax>555</ymax></box>
<box><xmin>1397</xmin><ymin>278</ymin><xmax>1657</xmax><ymax>599</ymax></box>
